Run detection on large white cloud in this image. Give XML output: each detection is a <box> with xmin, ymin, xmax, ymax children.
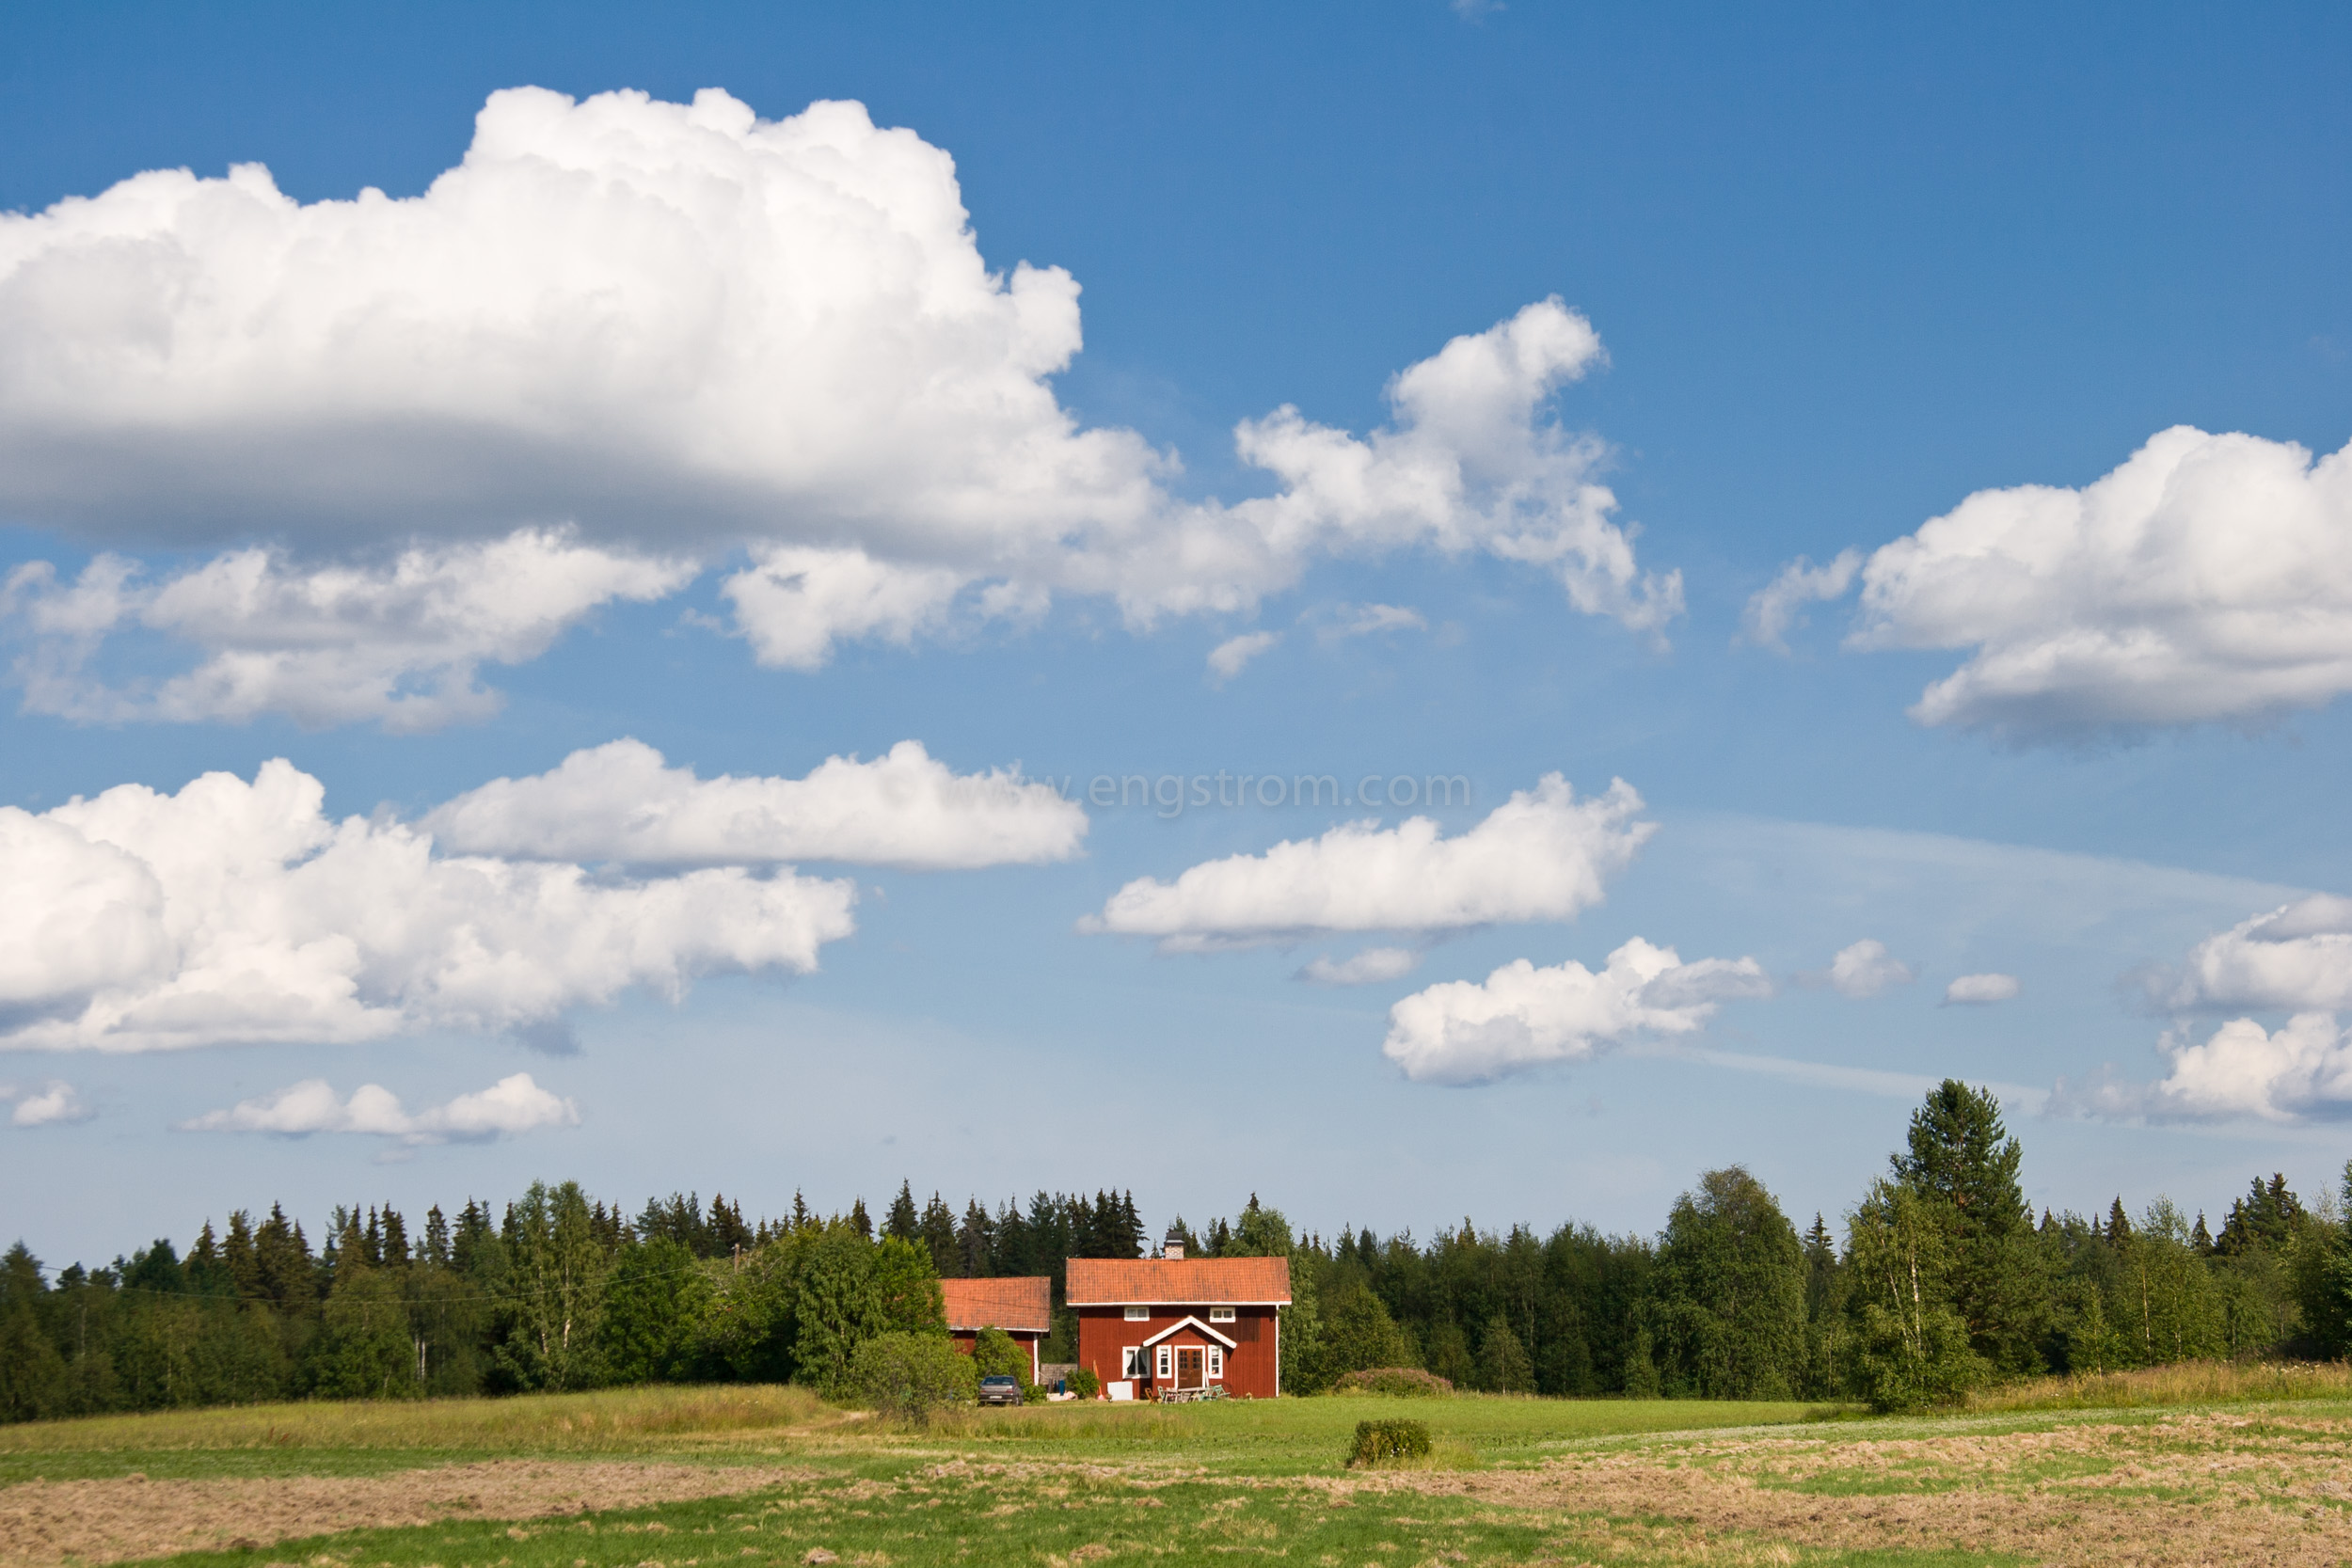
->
<box><xmin>0</xmin><ymin>759</ymin><xmax>856</xmax><ymax>1052</ymax></box>
<box><xmin>1081</xmin><ymin>774</ymin><xmax>1652</xmax><ymax>952</ymax></box>
<box><xmin>182</xmin><ymin>1071</ymin><xmax>578</xmax><ymax>1144</ymax></box>
<box><xmin>1382</xmin><ymin>939</ymin><xmax>1771</xmax><ymax>1085</ymax></box>
<box><xmin>2153</xmin><ymin>895</ymin><xmax>2352</xmax><ymax>1013</ymax></box>
<box><xmin>0</xmin><ymin>87</ymin><xmax>1678</xmax><ymax>721</ymax></box>
<box><xmin>2056</xmin><ymin>1013</ymin><xmax>2352</xmax><ymax>1124</ymax></box>
<box><xmin>1833</xmin><ymin>426</ymin><xmax>2352</xmax><ymax>736</ymax></box>
<box><xmin>3</xmin><ymin>531</ymin><xmax>690</xmax><ymax>731</ymax></box>
<box><xmin>423</xmin><ymin>737</ymin><xmax>1086</xmax><ymax>869</ymax></box>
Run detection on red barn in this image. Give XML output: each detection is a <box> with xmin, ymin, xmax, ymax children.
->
<box><xmin>1066</xmin><ymin>1249</ymin><xmax>1292</xmax><ymax>1400</ymax></box>
<box><xmin>939</xmin><ymin>1276</ymin><xmax>1053</xmax><ymax>1382</ymax></box>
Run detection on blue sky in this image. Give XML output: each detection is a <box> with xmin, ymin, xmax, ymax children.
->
<box><xmin>4</xmin><ymin>2</ymin><xmax>2351</xmax><ymax>1264</ymax></box>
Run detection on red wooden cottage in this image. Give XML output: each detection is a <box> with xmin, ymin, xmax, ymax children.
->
<box><xmin>939</xmin><ymin>1276</ymin><xmax>1053</xmax><ymax>1382</ymax></box>
<box><xmin>1066</xmin><ymin>1242</ymin><xmax>1292</xmax><ymax>1400</ymax></box>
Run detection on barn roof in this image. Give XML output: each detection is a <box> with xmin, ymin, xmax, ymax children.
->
<box><xmin>939</xmin><ymin>1275</ymin><xmax>1053</xmax><ymax>1334</ymax></box>
<box><xmin>1064</xmin><ymin>1256</ymin><xmax>1292</xmax><ymax>1306</ymax></box>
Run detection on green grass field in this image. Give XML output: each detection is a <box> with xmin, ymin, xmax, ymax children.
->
<box><xmin>7</xmin><ymin>1374</ymin><xmax>2350</xmax><ymax>1567</ymax></box>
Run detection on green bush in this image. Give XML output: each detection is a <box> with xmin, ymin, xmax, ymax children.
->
<box><xmin>848</xmin><ymin>1331</ymin><xmax>977</xmax><ymax>1427</ymax></box>
<box><xmin>972</xmin><ymin>1325</ymin><xmax>1032</xmax><ymax>1386</ymax></box>
<box><xmin>1347</xmin><ymin>1418</ymin><xmax>1432</xmax><ymax>1467</ymax></box>
<box><xmin>1331</xmin><ymin>1367</ymin><xmax>1454</xmax><ymax>1398</ymax></box>
<box><xmin>1066</xmin><ymin>1366</ymin><xmax>1101</xmax><ymax>1399</ymax></box>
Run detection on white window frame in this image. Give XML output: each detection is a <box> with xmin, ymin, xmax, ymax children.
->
<box><xmin>1155</xmin><ymin>1344</ymin><xmax>1173</xmax><ymax>1380</ymax></box>
<box><xmin>1121</xmin><ymin>1346</ymin><xmax>1144</xmax><ymax>1379</ymax></box>
<box><xmin>1208</xmin><ymin>1345</ymin><xmax>1223</xmax><ymax>1379</ymax></box>
<box><xmin>1124</xmin><ymin>1305</ymin><xmax>1149</xmax><ymax>1321</ymax></box>
<box><xmin>1208</xmin><ymin>1306</ymin><xmax>1236</xmax><ymax>1323</ymax></box>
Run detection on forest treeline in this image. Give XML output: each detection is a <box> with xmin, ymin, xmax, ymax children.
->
<box><xmin>5</xmin><ymin>1081</ymin><xmax>2350</xmax><ymax>1421</ymax></box>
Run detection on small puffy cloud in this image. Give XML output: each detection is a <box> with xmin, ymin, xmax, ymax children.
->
<box><xmin>423</xmin><ymin>737</ymin><xmax>1084</xmax><ymax>869</ymax></box>
<box><xmin>1740</xmin><ymin>550</ymin><xmax>1859</xmax><ymax>653</ymax></box>
<box><xmin>1382</xmin><ymin>938</ymin><xmax>1771</xmax><ymax>1085</ymax></box>
<box><xmin>2</xmin><ymin>531</ymin><xmax>690</xmax><ymax>732</ymax></box>
<box><xmin>1207</xmin><ymin>631</ymin><xmax>1280</xmax><ymax>683</ymax></box>
<box><xmin>182</xmin><ymin>1071</ymin><xmax>578</xmax><ymax>1145</ymax></box>
<box><xmin>2152</xmin><ymin>895</ymin><xmax>2352</xmax><ymax>1012</ymax></box>
<box><xmin>0</xmin><ymin>87</ymin><xmax>1677</xmax><ymax>700</ymax></box>
<box><xmin>0</xmin><ymin>758</ymin><xmax>856</xmax><ymax>1052</ymax></box>
<box><xmin>8</xmin><ymin>1080</ymin><xmax>92</xmax><ymax>1127</ymax></box>
<box><xmin>1945</xmin><ymin>972</ymin><xmax>2022</xmax><ymax>1006</ymax></box>
<box><xmin>1297</xmin><ymin>946</ymin><xmax>1422</xmax><ymax>986</ymax></box>
<box><xmin>1801</xmin><ymin>939</ymin><xmax>1915</xmax><ymax>999</ymax></box>
<box><xmin>2054</xmin><ymin>1013</ymin><xmax>2352</xmax><ymax>1124</ymax></box>
<box><xmin>1848</xmin><ymin>427</ymin><xmax>2352</xmax><ymax>738</ymax></box>
<box><xmin>1083</xmin><ymin>774</ymin><xmax>1652</xmax><ymax>952</ymax></box>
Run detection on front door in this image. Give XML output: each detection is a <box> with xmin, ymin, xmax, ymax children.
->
<box><xmin>1176</xmin><ymin>1346</ymin><xmax>1205</xmax><ymax>1389</ymax></box>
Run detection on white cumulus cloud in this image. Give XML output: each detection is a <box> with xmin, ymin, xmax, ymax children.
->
<box><xmin>1804</xmin><ymin>939</ymin><xmax>1915</xmax><ymax>999</ymax></box>
<box><xmin>0</xmin><ymin>87</ymin><xmax>1678</xmax><ymax>719</ymax></box>
<box><xmin>2152</xmin><ymin>895</ymin><xmax>2352</xmax><ymax>1013</ymax></box>
<box><xmin>1082</xmin><ymin>773</ymin><xmax>1652</xmax><ymax>952</ymax></box>
<box><xmin>1382</xmin><ymin>939</ymin><xmax>1771</xmax><ymax>1085</ymax></box>
<box><xmin>1945</xmin><ymin>972</ymin><xmax>2021</xmax><ymax>1006</ymax></box>
<box><xmin>423</xmin><ymin>737</ymin><xmax>1085</xmax><ymax>869</ymax></box>
<box><xmin>1296</xmin><ymin>947</ymin><xmax>1423</xmax><ymax>986</ymax></box>
<box><xmin>1207</xmin><ymin>631</ymin><xmax>1280</xmax><ymax>683</ymax></box>
<box><xmin>2</xmin><ymin>531</ymin><xmax>691</xmax><ymax>732</ymax></box>
<box><xmin>1847</xmin><ymin>426</ymin><xmax>2352</xmax><ymax>737</ymax></box>
<box><xmin>8</xmin><ymin>1080</ymin><xmax>93</xmax><ymax>1126</ymax></box>
<box><xmin>2055</xmin><ymin>1013</ymin><xmax>2352</xmax><ymax>1124</ymax></box>
<box><xmin>0</xmin><ymin>758</ymin><xmax>856</xmax><ymax>1052</ymax></box>
<box><xmin>182</xmin><ymin>1071</ymin><xmax>579</xmax><ymax>1144</ymax></box>
<box><xmin>1740</xmin><ymin>549</ymin><xmax>1859</xmax><ymax>653</ymax></box>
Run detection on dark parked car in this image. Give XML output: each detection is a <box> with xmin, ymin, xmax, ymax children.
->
<box><xmin>977</xmin><ymin>1374</ymin><xmax>1023</xmax><ymax>1406</ymax></box>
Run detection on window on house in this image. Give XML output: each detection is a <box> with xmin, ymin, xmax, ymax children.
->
<box><xmin>1208</xmin><ymin>1346</ymin><xmax>1223</xmax><ymax>1378</ymax></box>
<box><xmin>1155</xmin><ymin>1344</ymin><xmax>1172</xmax><ymax>1379</ymax></box>
<box><xmin>1124</xmin><ymin>1306</ymin><xmax>1148</xmax><ymax>1321</ymax></box>
<box><xmin>1121</xmin><ymin>1346</ymin><xmax>1143</xmax><ymax>1379</ymax></box>
<box><xmin>1208</xmin><ymin>1306</ymin><xmax>1236</xmax><ymax>1323</ymax></box>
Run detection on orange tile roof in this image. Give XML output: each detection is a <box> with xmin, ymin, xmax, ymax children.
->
<box><xmin>939</xmin><ymin>1275</ymin><xmax>1053</xmax><ymax>1333</ymax></box>
<box><xmin>1064</xmin><ymin>1256</ymin><xmax>1292</xmax><ymax>1306</ymax></box>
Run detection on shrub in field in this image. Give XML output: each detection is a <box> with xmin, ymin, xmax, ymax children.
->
<box><xmin>972</xmin><ymin>1325</ymin><xmax>1031</xmax><ymax>1387</ymax></box>
<box><xmin>1066</xmin><ymin>1366</ymin><xmax>1101</xmax><ymax>1399</ymax></box>
<box><xmin>1347</xmin><ymin>1418</ymin><xmax>1432</xmax><ymax>1467</ymax></box>
<box><xmin>849</xmin><ymin>1331</ymin><xmax>977</xmax><ymax>1426</ymax></box>
<box><xmin>1331</xmin><ymin>1367</ymin><xmax>1454</xmax><ymax>1398</ymax></box>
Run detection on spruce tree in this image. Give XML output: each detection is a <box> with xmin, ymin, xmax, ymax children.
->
<box><xmin>1891</xmin><ymin>1081</ymin><xmax>2046</xmax><ymax>1371</ymax></box>
<box><xmin>849</xmin><ymin>1196</ymin><xmax>872</xmax><ymax>1240</ymax></box>
<box><xmin>886</xmin><ymin>1181</ymin><xmax>919</xmax><ymax>1242</ymax></box>
<box><xmin>919</xmin><ymin>1193</ymin><xmax>959</xmax><ymax>1275</ymax></box>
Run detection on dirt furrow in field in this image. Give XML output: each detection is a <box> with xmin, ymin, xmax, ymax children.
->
<box><xmin>0</xmin><ymin>1460</ymin><xmax>812</xmax><ymax>1567</ymax></box>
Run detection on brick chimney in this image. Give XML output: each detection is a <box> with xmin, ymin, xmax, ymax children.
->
<box><xmin>1162</xmin><ymin>1231</ymin><xmax>1185</xmax><ymax>1260</ymax></box>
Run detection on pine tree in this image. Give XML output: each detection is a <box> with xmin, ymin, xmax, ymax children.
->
<box><xmin>887</xmin><ymin>1181</ymin><xmax>919</xmax><ymax>1242</ymax></box>
<box><xmin>849</xmin><ymin>1196</ymin><xmax>872</xmax><ymax>1241</ymax></box>
<box><xmin>225</xmin><ymin>1211</ymin><xmax>261</xmax><ymax>1301</ymax></box>
<box><xmin>424</xmin><ymin>1205</ymin><xmax>451</xmax><ymax>1268</ymax></box>
<box><xmin>1891</xmin><ymin>1081</ymin><xmax>2046</xmax><ymax>1371</ymax></box>
<box><xmin>919</xmin><ymin>1192</ymin><xmax>959</xmax><ymax>1275</ymax></box>
<box><xmin>958</xmin><ymin>1200</ymin><xmax>993</xmax><ymax>1276</ymax></box>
